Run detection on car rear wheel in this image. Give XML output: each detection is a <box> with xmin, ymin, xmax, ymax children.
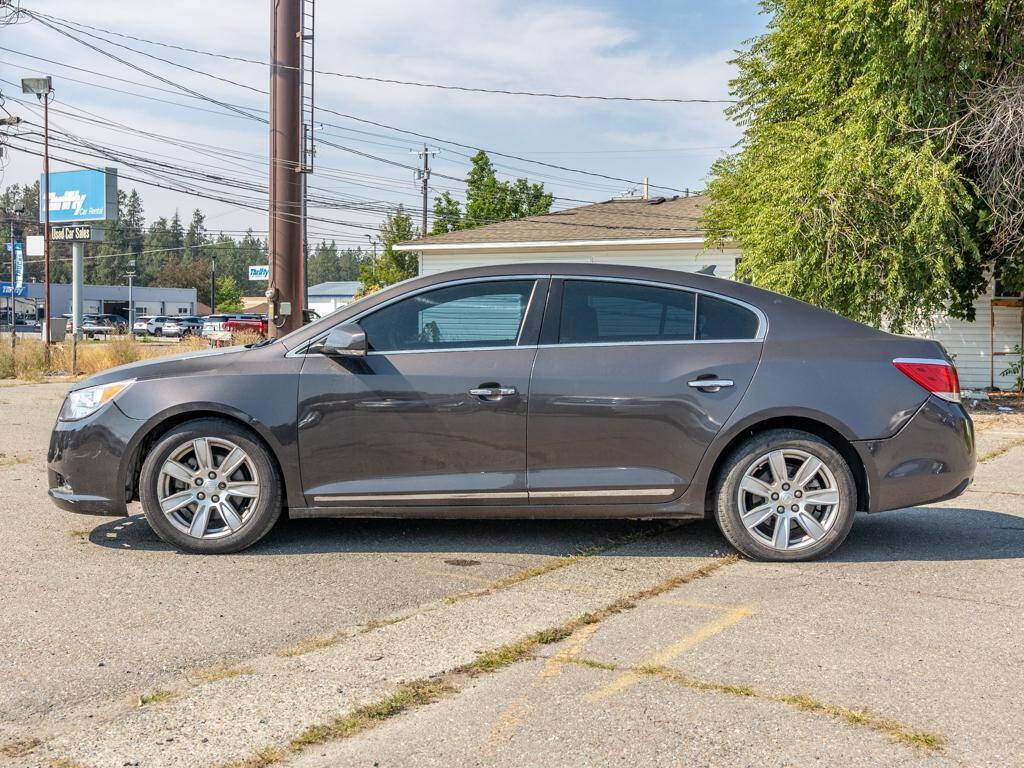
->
<box><xmin>139</xmin><ymin>418</ymin><xmax>282</xmax><ymax>553</ymax></box>
<box><xmin>713</xmin><ymin>429</ymin><xmax>856</xmax><ymax>562</ymax></box>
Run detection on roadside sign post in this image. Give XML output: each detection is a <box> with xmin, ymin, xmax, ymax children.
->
<box><xmin>71</xmin><ymin>241</ymin><xmax>84</xmax><ymax>375</ymax></box>
<box><xmin>126</xmin><ymin>260</ymin><xmax>136</xmax><ymax>330</ymax></box>
<box><xmin>39</xmin><ymin>168</ymin><xmax>116</xmax><ymax>375</ymax></box>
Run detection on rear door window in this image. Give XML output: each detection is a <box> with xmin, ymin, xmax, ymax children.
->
<box><xmin>558</xmin><ymin>280</ymin><xmax>696</xmax><ymax>344</ymax></box>
<box><xmin>696</xmin><ymin>294</ymin><xmax>760</xmax><ymax>340</ymax></box>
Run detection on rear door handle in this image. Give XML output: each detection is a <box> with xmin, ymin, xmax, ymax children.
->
<box><xmin>469</xmin><ymin>386</ymin><xmax>518</xmax><ymax>398</ymax></box>
<box><xmin>687</xmin><ymin>378</ymin><xmax>734</xmax><ymax>391</ymax></box>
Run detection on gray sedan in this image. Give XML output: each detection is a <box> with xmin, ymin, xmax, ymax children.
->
<box><xmin>46</xmin><ymin>263</ymin><xmax>974</xmax><ymax>560</ymax></box>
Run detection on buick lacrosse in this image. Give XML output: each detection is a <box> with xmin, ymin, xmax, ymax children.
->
<box><xmin>48</xmin><ymin>263</ymin><xmax>974</xmax><ymax>560</ymax></box>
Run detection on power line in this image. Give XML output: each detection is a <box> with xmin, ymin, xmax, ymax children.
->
<box><xmin>25</xmin><ymin>9</ymin><xmax>737</xmax><ymax>105</ymax></box>
<box><xmin>14</xmin><ymin>21</ymin><xmax>692</xmax><ymax>194</ymax></box>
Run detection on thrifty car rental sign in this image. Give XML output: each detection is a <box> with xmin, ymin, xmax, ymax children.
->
<box><xmin>39</xmin><ymin>168</ymin><xmax>118</xmax><ymax>224</ymax></box>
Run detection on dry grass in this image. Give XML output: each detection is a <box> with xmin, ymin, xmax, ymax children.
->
<box><xmin>565</xmin><ymin>660</ymin><xmax>943</xmax><ymax>752</ymax></box>
<box><xmin>0</xmin><ymin>737</ymin><xmax>42</xmax><ymax>757</ymax></box>
<box><xmin>137</xmin><ymin>689</ymin><xmax>176</xmax><ymax>706</ymax></box>
<box><xmin>276</xmin><ymin>615</ymin><xmax>411</xmax><ymax>659</ymax></box>
<box><xmin>978</xmin><ymin>436</ymin><xmax>1024</xmax><ymax>463</ymax></box>
<box><xmin>219</xmin><ymin>747</ymin><xmax>286</xmax><ymax>768</ymax></box>
<box><xmin>188</xmin><ymin>663</ymin><xmax>253</xmax><ymax>685</ymax></box>
<box><xmin>49</xmin><ymin>759</ymin><xmax>88</xmax><ymax>768</ymax></box>
<box><xmin>0</xmin><ymin>336</ymin><xmax>208</xmax><ymax>381</ymax></box>
<box><xmin>0</xmin><ymin>451</ymin><xmax>28</xmax><ymax>467</ymax></box>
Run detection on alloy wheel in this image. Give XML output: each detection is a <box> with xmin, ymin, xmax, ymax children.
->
<box><xmin>157</xmin><ymin>437</ymin><xmax>260</xmax><ymax>539</ymax></box>
<box><xmin>736</xmin><ymin>448</ymin><xmax>841</xmax><ymax>552</ymax></box>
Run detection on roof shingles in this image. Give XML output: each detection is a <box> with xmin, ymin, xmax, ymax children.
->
<box><xmin>399</xmin><ymin>194</ymin><xmax>708</xmax><ymax>247</ymax></box>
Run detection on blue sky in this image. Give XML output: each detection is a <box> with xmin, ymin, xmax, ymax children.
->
<box><xmin>1</xmin><ymin>1</ymin><xmax>766</xmax><ymax>246</ymax></box>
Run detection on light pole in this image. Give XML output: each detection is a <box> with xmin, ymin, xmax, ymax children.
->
<box><xmin>21</xmin><ymin>76</ymin><xmax>53</xmax><ymax>361</ymax></box>
<box><xmin>126</xmin><ymin>260</ymin><xmax>136</xmax><ymax>331</ymax></box>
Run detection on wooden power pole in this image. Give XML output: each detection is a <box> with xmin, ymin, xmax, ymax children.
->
<box><xmin>268</xmin><ymin>0</ymin><xmax>303</xmax><ymax>337</ymax></box>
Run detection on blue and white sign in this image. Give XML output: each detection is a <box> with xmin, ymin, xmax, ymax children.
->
<box><xmin>5</xmin><ymin>243</ymin><xmax>24</xmax><ymax>292</ymax></box>
<box><xmin>40</xmin><ymin>168</ymin><xmax>118</xmax><ymax>223</ymax></box>
<box><xmin>0</xmin><ymin>281</ymin><xmax>27</xmax><ymax>298</ymax></box>
<box><xmin>248</xmin><ymin>265</ymin><xmax>270</xmax><ymax>281</ymax></box>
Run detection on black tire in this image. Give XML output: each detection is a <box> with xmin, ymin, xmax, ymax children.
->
<box><xmin>713</xmin><ymin>429</ymin><xmax>857</xmax><ymax>562</ymax></box>
<box><xmin>139</xmin><ymin>418</ymin><xmax>282</xmax><ymax>554</ymax></box>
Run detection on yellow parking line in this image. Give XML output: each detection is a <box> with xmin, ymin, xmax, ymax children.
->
<box><xmin>586</xmin><ymin>605</ymin><xmax>753</xmax><ymax>702</ymax></box>
<box><xmin>481</xmin><ymin>622</ymin><xmax>601</xmax><ymax>756</ymax></box>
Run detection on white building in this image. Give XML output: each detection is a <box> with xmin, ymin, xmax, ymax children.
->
<box><xmin>308</xmin><ymin>281</ymin><xmax>362</xmax><ymax>317</ymax></box>
<box><xmin>394</xmin><ymin>194</ymin><xmax>1018</xmax><ymax>391</ymax></box>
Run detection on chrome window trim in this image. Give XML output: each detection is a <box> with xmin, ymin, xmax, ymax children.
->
<box><xmin>287</xmin><ymin>272</ymin><xmax>768</xmax><ymax>358</ymax></box>
<box><xmin>553</xmin><ymin>274</ymin><xmax>768</xmax><ymax>343</ymax></box>
<box><xmin>288</xmin><ymin>274</ymin><xmax>545</xmax><ymax>358</ymax></box>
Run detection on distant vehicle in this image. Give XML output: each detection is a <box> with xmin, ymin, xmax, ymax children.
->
<box><xmin>47</xmin><ymin>263</ymin><xmax>975</xmax><ymax>557</ymax></box>
<box><xmin>224</xmin><ymin>315</ymin><xmax>267</xmax><ymax>337</ymax></box>
<box><xmin>133</xmin><ymin>316</ymin><xmax>154</xmax><ymax>336</ymax></box>
<box><xmin>162</xmin><ymin>316</ymin><xmax>203</xmax><ymax>338</ymax></box>
<box><xmin>145</xmin><ymin>316</ymin><xmax>171</xmax><ymax>336</ymax></box>
<box><xmin>223</xmin><ymin>310</ymin><xmax>320</xmax><ymax>339</ymax></box>
<box><xmin>81</xmin><ymin>314</ymin><xmax>128</xmax><ymax>338</ymax></box>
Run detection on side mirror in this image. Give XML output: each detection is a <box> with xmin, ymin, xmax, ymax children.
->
<box><xmin>320</xmin><ymin>322</ymin><xmax>367</xmax><ymax>357</ymax></box>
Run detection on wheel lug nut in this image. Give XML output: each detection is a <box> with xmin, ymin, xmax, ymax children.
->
<box><xmin>794</xmin><ymin>490</ymin><xmax>802</xmax><ymax>498</ymax></box>
<box><xmin>776</xmin><ymin>506</ymin><xmax>784</xmax><ymax>513</ymax></box>
<box><xmin>194</xmin><ymin>478</ymin><xmax>203</xmax><ymax>486</ymax></box>
<box><xmin>791</xmin><ymin>504</ymin><xmax>799</xmax><ymax>512</ymax></box>
<box><xmin>196</xmin><ymin>492</ymin><xmax>205</xmax><ymax>500</ymax></box>
<box><xmin>218</xmin><ymin>482</ymin><xmax>226</xmax><ymax>489</ymax></box>
<box><xmin>781</xmin><ymin>483</ymin><xmax>790</xmax><ymax>491</ymax></box>
<box><xmin>771</xmin><ymin>492</ymin><xmax>779</xmax><ymax>500</ymax></box>
<box><xmin>208</xmin><ymin>471</ymin><xmax>216</xmax><ymax>479</ymax></box>
<box><xmin>212</xmin><ymin>495</ymin><xmax>219</xmax><ymax>502</ymax></box>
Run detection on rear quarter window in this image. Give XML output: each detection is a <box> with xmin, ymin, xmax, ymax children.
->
<box><xmin>696</xmin><ymin>294</ymin><xmax>760</xmax><ymax>340</ymax></box>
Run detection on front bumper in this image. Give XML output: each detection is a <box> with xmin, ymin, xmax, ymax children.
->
<box><xmin>47</xmin><ymin>401</ymin><xmax>144</xmax><ymax>516</ymax></box>
<box><xmin>854</xmin><ymin>396</ymin><xmax>975</xmax><ymax>513</ymax></box>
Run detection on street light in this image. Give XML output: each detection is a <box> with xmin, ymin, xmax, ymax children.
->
<box><xmin>21</xmin><ymin>76</ymin><xmax>53</xmax><ymax>359</ymax></box>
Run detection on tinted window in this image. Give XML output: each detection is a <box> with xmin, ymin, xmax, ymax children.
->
<box><xmin>558</xmin><ymin>280</ymin><xmax>695</xmax><ymax>344</ymax></box>
<box><xmin>697</xmin><ymin>294</ymin><xmax>759</xmax><ymax>340</ymax></box>
<box><xmin>361</xmin><ymin>280</ymin><xmax>536</xmax><ymax>352</ymax></box>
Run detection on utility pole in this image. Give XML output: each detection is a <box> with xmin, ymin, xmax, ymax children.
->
<box><xmin>210</xmin><ymin>256</ymin><xmax>216</xmax><ymax>313</ymax></box>
<box><xmin>267</xmin><ymin>0</ymin><xmax>303</xmax><ymax>337</ymax></box>
<box><xmin>413</xmin><ymin>145</ymin><xmax>439</xmax><ymax>236</ymax></box>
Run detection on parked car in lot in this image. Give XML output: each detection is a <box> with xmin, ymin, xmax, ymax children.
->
<box><xmin>47</xmin><ymin>263</ymin><xmax>975</xmax><ymax>559</ymax></box>
<box><xmin>67</xmin><ymin>314</ymin><xmax>128</xmax><ymax>338</ymax></box>
<box><xmin>224</xmin><ymin>315</ymin><xmax>268</xmax><ymax>337</ymax></box>
<box><xmin>161</xmin><ymin>316</ymin><xmax>203</xmax><ymax>338</ymax></box>
<box><xmin>145</xmin><ymin>316</ymin><xmax>171</xmax><ymax>336</ymax></box>
<box><xmin>133</xmin><ymin>315</ymin><xmax>154</xmax><ymax>336</ymax></box>
<box><xmin>201</xmin><ymin>314</ymin><xmax>243</xmax><ymax>338</ymax></box>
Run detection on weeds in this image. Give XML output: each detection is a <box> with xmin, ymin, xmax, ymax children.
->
<box><xmin>0</xmin><ymin>737</ymin><xmax>42</xmax><ymax>757</ymax></box>
<box><xmin>138</xmin><ymin>689</ymin><xmax>176</xmax><ymax>706</ymax></box>
<box><xmin>0</xmin><ymin>336</ymin><xmax>209</xmax><ymax>380</ymax></box>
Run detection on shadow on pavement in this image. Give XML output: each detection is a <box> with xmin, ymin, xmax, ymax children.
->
<box><xmin>85</xmin><ymin>504</ymin><xmax>1024</xmax><ymax>561</ymax></box>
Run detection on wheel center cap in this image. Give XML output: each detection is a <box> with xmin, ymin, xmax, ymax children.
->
<box><xmin>780</xmin><ymin>490</ymin><xmax>794</xmax><ymax>503</ymax></box>
<box><xmin>204</xmin><ymin>478</ymin><xmax>219</xmax><ymax>489</ymax></box>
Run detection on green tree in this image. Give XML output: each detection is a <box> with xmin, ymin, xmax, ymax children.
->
<box><xmin>703</xmin><ymin>0</ymin><xmax>1024</xmax><ymax>333</ymax></box>
<box><xmin>183</xmin><ymin>208</ymin><xmax>207</xmax><ymax>264</ymax></box>
<box><xmin>215</xmin><ymin>275</ymin><xmax>243</xmax><ymax>312</ymax></box>
<box><xmin>307</xmin><ymin>240</ymin><xmax>341</xmax><ymax>285</ymax></box>
<box><xmin>358</xmin><ymin>206</ymin><xmax>419</xmax><ymax>293</ymax></box>
<box><xmin>430</xmin><ymin>151</ymin><xmax>553</xmax><ymax>234</ymax></box>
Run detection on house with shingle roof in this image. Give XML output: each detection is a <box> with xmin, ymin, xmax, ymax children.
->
<box><xmin>394</xmin><ymin>193</ymin><xmax>1022</xmax><ymax>390</ymax></box>
<box><xmin>393</xmin><ymin>194</ymin><xmax>739</xmax><ymax>279</ymax></box>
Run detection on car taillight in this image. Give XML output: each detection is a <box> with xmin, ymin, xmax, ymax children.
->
<box><xmin>893</xmin><ymin>358</ymin><xmax>960</xmax><ymax>403</ymax></box>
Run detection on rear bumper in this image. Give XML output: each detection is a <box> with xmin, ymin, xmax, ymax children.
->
<box><xmin>47</xmin><ymin>402</ymin><xmax>143</xmax><ymax>516</ymax></box>
<box><xmin>854</xmin><ymin>396</ymin><xmax>975</xmax><ymax>513</ymax></box>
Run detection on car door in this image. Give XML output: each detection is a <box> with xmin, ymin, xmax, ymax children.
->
<box><xmin>297</xmin><ymin>276</ymin><xmax>547</xmax><ymax>508</ymax></box>
<box><xmin>527</xmin><ymin>277</ymin><xmax>764</xmax><ymax>504</ymax></box>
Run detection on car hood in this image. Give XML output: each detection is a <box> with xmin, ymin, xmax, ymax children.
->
<box><xmin>71</xmin><ymin>346</ymin><xmax>250</xmax><ymax>391</ymax></box>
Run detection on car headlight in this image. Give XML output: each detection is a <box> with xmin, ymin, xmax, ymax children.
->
<box><xmin>59</xmin><ymin>379</ymin><xmax>135</xmax><ymax>421</ymax></box>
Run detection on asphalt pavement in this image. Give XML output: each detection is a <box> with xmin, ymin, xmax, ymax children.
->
<box><xmin>1</xmin><ymin>380</ymin><xmax>1022</xmax><ymax>767</ymax></box>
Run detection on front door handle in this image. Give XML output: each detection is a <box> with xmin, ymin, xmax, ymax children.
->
<box><xmin>470</xmin><ymin>386</ymin><xmax>517</xmax><ymax>399</ymax></box>
<box><xmin>687</xmin><ymin>378</ymin><xmax>734</xmax><ymax>392</ymax></box>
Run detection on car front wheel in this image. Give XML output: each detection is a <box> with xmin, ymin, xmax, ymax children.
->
<box><xmin>139</xmin><ymin>418</ymin><xmax>282</xmax><ymax>553</ymax></box>
<box><xmin>713</xmin><ymin>429</ymin><xmax>856</xmax><ymax>562</ymax></box>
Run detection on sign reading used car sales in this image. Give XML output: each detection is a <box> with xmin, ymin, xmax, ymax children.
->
<box><xmin>248</xmin><ymin>265</ymin><xmax>270</xmax><ymax>281</ymax></box>
<box><xmin>49</xmin><ymin>224</ymin><xmax>106</xmax><ymax>243</ymax></box>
